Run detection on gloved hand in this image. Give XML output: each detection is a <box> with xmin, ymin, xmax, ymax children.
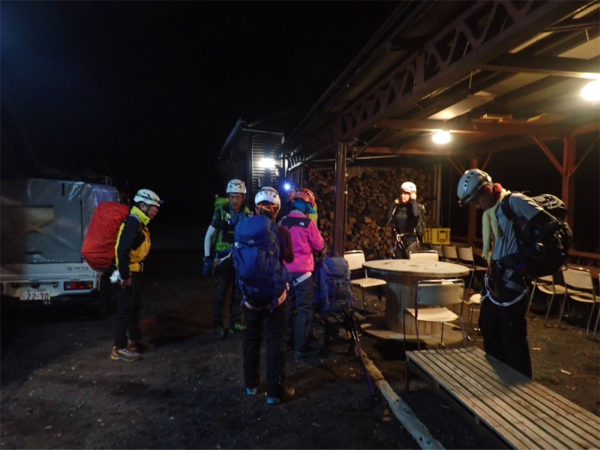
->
<box><xmin>203</xmin><ymin>257</ymin><xmax>214</xmax><ymax>277</ymax></box>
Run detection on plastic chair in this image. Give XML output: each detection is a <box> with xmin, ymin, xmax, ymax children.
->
<box><xmin>441</xmin><ymin>245</ymin><xmax>459</xmax><ymax>264</ymax></box>
<box><xmin>403</xmin><ymin>279</ymin><xmax>466</xmax><ymax>350</ymax></box>
<box><xmin>464</xmin><ymin>293</ymin><xmax>482</xmax><ymax>335</ymax></box>
<box><xmin>409</xmin><ymin>250</ymin><xmax>439</xmax><ymax>262</ymax></box>
<box><xmin>456</xmin><ymin>246</ymin><xmax>487</xmax><ymax>292</ymax></box>
<box><xmin>344</xmin><ymin>250</ymin><xmax>387</xmax><ymax>312</ymax></box>
<box><xmin>558</xmin><ymin>268</ymin><xmax>598</xmax><ymax>335</ymax></box>
<box><xmin>527</xmin><ymin>274</ymin><xmax>567</xmax><ymax>323</ymax></box>
<box><xmin>430</xmin><ymin>244</ymin><xmax>444</xmax><ymax>261</ymax></box>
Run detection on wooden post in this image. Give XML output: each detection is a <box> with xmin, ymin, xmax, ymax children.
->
<box><xmin>467</xmin><ymin>158</ymin><xmax>478</xmax><ymax>246</ymax></box>
<box><xmin>333</xmin><ymin>142</ymin><xmax>347</xmax><ymax>255</ymax></box>
<box><xmin>562</xmin><ymin>136</ymin><xmax>576</xmax><ymax>227</ymax></box>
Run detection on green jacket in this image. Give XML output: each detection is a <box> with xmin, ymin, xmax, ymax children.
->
<box><xmin>211</xmin><ymin>198</ymin><xmax>250</xmax><ymax>254</ymax></box>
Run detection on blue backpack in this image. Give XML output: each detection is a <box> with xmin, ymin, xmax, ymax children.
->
<box><xmin>233</xmin><ymin>215</ymin><xmax>290</xmax><ymax>309</ymax></box>
<box><xmin>315</xmin><ymin>254</ymin><xmax>355</xmax><ymax>312</ymax></box>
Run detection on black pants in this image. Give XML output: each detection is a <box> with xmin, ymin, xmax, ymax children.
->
<box><xmin>287</xmin><ymin>274</ymin><xmax>314</xmax><ymax>353</ymax></box>
<box><xmin>479</xmin><ymin>297</ymin><xmax>532</xmax><ymax>378</ymax></box>
<box><xmin>394</xmin><ymin>236</ymin><xmax>420</xmax><ymax>259</ymax></box>
<box><xmin>213</xmin><ymin>257</ymin><xmax>242</xmax><ymax>329</ymax></box>
<box><xmin>114</xmin><ymin>273</ymin><xmax>143</xmax><ymax>349</ymax></box>
<box><xmin>243</xmin><ymin>299</ymin><xmax>289</xmax><ymax>399</ymax></box>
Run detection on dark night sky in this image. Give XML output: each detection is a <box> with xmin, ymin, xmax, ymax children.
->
<box><xmin>1</xmin><ymin>1</ymin><xmax>397</xmax><ymax>220</ymax></box>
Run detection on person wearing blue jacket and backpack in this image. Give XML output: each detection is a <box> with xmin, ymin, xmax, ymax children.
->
<box><xmin>233</xmin><ymin>187</ymin><xmax>295</xmax><ymax>405</ymax></box>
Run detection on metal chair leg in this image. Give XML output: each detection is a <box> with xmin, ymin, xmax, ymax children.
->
<box><xmin>593</xmin><ymin>304</ymin><xmax>600</xmax><ymax>337</ymax></box>
<box><xmin>415</xmin><ymin>317</ymin><xmax>420</xmax><ymax>351</ymax></box>
<box><xmin>361</xmin><ymin>287</ymin><xmax>366</xmax><ymax>314</ymax></box>
<box><xmin>586</xmin><ymin>302</ymin><xmax>595</xmax><ymax>335</ymax></box>
<box><xmin>544</xmin><ymin>293</ymin><xmax>557</xmax><ymax>325</ymax></box>
<box><xmin>460</xmin><ymin>314</ymin><xmax>466</xmax><ymax>348</ymax></box>
<box><xmin>557</xmin><ymin>294</ymin><xmax>567</xmax><ymax>329</ymax></box>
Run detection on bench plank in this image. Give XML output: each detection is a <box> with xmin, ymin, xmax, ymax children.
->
<box><xmin>432</xmin><ymin>350</ymin><xmax>589</xmax><ymax>449</ymax></box>
<box><xmin>408</xmin><ymin>351</ymin><xmax>538</xmax><ymax>449</ymax></box>
<box><xmin>455</xmin><ymin>348</ymin><xmax>600</xmax><ymax>445</ymax></box>
<box><xmin>413</xmin><ymin>351</ymin><xmax>567</xmax><ymax>449</ymax></box>
<box><xmin>407</xmin><ymin>348</ymin><xmax>600</xmax><ymax>450</ymax></box>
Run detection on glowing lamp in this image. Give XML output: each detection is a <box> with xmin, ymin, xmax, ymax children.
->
<box><xmin>581</xmin><ymin>80</ymin><xmax>600</xmax><ymax>102</ymax></box>
<box><xmin>432</xmin><ymin>130</ymin><xmax>451</xmax><ymax>144</ymax></box>
<box><xmin>259</xmin><ymin>158</ymin><xmax>275</xmax><ymax>168</ymax></box>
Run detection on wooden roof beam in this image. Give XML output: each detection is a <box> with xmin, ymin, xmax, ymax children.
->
<box><xmin>481</xmin><ymin>54</ymin><xmax>600</xmax><ymax>79</ymax></box>
<box><xmin>378</xmin><ymin>119</ymin><xmax>571</xmax><ymax>136</ymax></box>
<box><xmin>361</xmin><ymin>147</ymin><xmax>454</xmax><ymax>156</ymax></box>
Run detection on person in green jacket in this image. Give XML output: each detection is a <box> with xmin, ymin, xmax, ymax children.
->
<box><xmin>203</xmin><ymin>179</ymin><xmax>251</xmax><ymax>339</ymax></box>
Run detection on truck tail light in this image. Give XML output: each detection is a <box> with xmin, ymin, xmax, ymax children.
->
<box><xmin>64</xmin><ymin>281</ymin><xmax>93</xmax><ymax>291</ymax></box>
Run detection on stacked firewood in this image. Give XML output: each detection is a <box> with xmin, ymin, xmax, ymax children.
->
<box><xmin>306</xmin><ymin>167</ymin><xmax>433</xmax><ymax>259</ymax></box>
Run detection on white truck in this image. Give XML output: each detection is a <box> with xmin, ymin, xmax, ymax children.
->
<box><xmin>0</xmin><ymin>178</ymin><xmax>122</xmax><ymax>317</ymax></box>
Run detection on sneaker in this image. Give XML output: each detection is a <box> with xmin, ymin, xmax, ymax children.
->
<box><xmin>267</xmin><ymin>386</ymin><xmax>295</xmax><ymax>405</ymax></box>
<box><xmin>213</xmin><ymin>327</ymin><xmax>227</xmax><ymax>340</ymax></box>
<box><xmin>246</xmin><ymin>388</ymin><xmax>257</xmax><ymax>396</ymax></box>
<box><xmin>295</xmin><ymin>350</ymin><xmax>309</xmax><ymax>359</ymax></box>
<box><xmin>231</xmin><ymin>323</ymin><xmax>246</xmax><ymax>333</ymax></box>
<box><xmin>128</xmin><ymin>339</ymin><xmax>155</xmax><ymax>353</ymax></box>
<box><xmin>111</xmin><ymin>347</ymin><xmax>141</xmax><ymax>362</ymax></box>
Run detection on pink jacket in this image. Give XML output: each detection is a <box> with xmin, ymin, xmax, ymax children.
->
<box><xmin>279</xmin><ymin>212</ymin><xmax>324</xmax><ymax>273</ymax></box>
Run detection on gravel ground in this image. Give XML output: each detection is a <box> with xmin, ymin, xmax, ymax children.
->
<box><xmin>1</xmin><ymin>237</ymin><xmax>598</xmax><ymax>449</ymax></box>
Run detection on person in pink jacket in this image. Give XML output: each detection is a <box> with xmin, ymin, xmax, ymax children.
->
<box><xmin>279</xmin><ymin>189</ymin><xmax>324</xmax><ymax>357</ymax></box>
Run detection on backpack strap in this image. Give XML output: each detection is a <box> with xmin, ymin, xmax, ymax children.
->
<box><xmin>499</xmin><ymin>193</ymin><xmax>524</xmax><ymax>252</ymax></box>
<box><xmin>280</xmin><ymin>216</ymin><xmax>310</xmax><ymax>230</ymax></box>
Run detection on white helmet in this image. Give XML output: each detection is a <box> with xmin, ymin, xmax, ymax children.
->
<box><xmin>400</xmin><ymin>181</ymin><xmax>417</xmax><ymax>193</ymax></box>
<box><xmin>134</xmin><ymin>189</ymin><xmax>162</xmax><ymax>207</ymax></box>
<box><xmin>254</xmin><ymin>187</ymin><xmax>281</xmax><ymax>207</ymax></box>
<box><xmin>457</xmin><ymin>169</ymin><xmax>492</xmax><ymax>206</ymax></box>
<box><xmin>226</xmin><ymin>179</ymin><xmax>247</xmax><ymax>194</ymax></box>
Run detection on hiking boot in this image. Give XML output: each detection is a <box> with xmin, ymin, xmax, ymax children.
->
<box><xmin>246</xmin><ymin>387</ymin><xmax>257</xmax><ymax>396</ymax></box>
<box><xmin>111</xmin><ymin>347</ymin><xmax>141</xmax><ymax>362</ymax></box>
<box><xmin>128</xmin><ymin>339</ymin><xmax>155</xmax><ymax>353</ymax></box>
<box><xmin>231</xmin><ymin>323</ymin><xmax>246</xmax><ymax>333</ymax></box>
<box><xmin>213</xmin><ymin>327</ymin><xmax>227</xmax><ymax>340</ymax></box>
<box><xmin>267</xmin><ymin>386</ymin><xmax>295</xmax><ymax>405</ymax></box>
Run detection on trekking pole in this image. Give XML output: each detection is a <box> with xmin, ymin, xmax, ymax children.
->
<box><xmin>378</xmin><ymin>204</ymin><xmax>397</xmax><ymax>258</ymax></box>
<box><xmin>347</xmin><ymin>310</ymin><xmax>375</xmax><ymax>399</ymax></box>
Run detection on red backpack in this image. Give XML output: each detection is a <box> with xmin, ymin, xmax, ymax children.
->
<box><xmin>82</xmin><ymin>202</ymin><xmax>130</xmax><ymax>271</ymax></box>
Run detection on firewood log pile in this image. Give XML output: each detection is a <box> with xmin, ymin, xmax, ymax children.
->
<box><xmin>306</xmin><ymin>167</ymin><xmax>433</xmax><ymax>259</ymax></box>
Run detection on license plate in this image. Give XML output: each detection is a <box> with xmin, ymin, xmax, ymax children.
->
<box><xmin>20</xmin><ymin>288</ymin><xmax>51</xmax><ymax>301</ymax></box>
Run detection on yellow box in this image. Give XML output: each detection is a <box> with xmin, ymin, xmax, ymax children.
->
<box><xmin>423</xmin><ymin>228</ymin><xmax>451</xmax><ymax>245</ymax></box>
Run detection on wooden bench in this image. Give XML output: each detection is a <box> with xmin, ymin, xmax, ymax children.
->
<box><xmin>405</xmin><ymin>347</ymin><xmax>600</xmax><ymax>449</ymax></box>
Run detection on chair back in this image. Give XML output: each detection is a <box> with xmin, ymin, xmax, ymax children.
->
<box><xmin>344</xmin><ymin>250</ymin><xmax>366</xmax><ymax>272</ymax></box>
<box><xmin>409</xmin><ymin>250</ymin><xmax>439</xmax><ymax>262</ymax></box>
<box><xmin>457</xmin><ymin>246</ymin><xmax>474</xmax><ymax>264</ymax></box>
<box><xmin>417</xmin><ymin>279</ymin><xmax>464</xmax><ymax>307</ymax></box>
<box><xmin>430</xmin><ymin>244</ymin><xmax>444</xmax><ymax>260</ymax></box>
<box><xmin>442</xmin><ymin>245</ymin><xmax>458</xmax><ymax>261</ymax></box>
<box><xmin>563</xmin><ymin>268</ymin><xmax>593</xmax><ymax>291</ymax></box>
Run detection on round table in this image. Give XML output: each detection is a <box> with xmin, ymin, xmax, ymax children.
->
<box><xmin>362</xmin><ymin>260</ymin><xmax>469</xmax><ymax>342</ymax></box>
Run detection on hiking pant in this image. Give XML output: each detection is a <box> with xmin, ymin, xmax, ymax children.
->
<box><xmin>394</xmin><ymin>235</ymin><xmax>420</xmax><ymax>259</ymax></box>
<box><xmin>114</xmin><ymin>273</ymin><xmax>143</xmax><ymax>349</ymax></box>
<box><xmin>287</xmin><ymin>273</ymin><xmax>314</xmax><ymax>352</ymax></box>
<box><xmin>213</xmin><ymin>257</ymin><xmax>242</xmax><ymax>329</ymax></box>
<box><xmin>243</xmin><ymin>298</ymin><xmax>289</xmax><ymax>399</ymax></box>
<box><xmin>479</xmin><ymin>297</ymin><xmax>532</xmax><ymax>378</ymax></box>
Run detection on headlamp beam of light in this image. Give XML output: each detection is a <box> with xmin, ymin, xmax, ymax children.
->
<box><xmin>284</xmin><ymin>183</ymin><xmax>291</xmax><ymax>191</ymax></box>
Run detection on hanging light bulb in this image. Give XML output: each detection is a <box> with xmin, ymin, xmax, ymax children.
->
<box><xmin>581</xmin><ymin>80</ymin><xmax>600</xmax><ymax>102</ymax></box>
<box><xmin>432</xmin><ymin>130</ymin><xmax>451</xmax><ymax>144</ymax></box>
